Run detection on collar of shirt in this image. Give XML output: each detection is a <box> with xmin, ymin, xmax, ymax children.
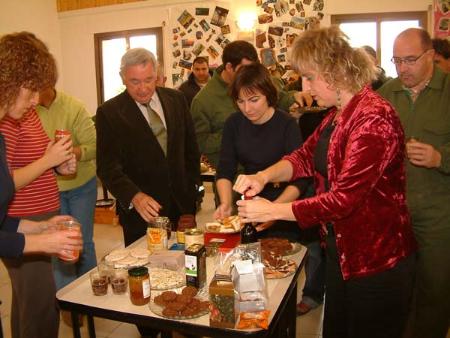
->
<box><xmin>136</xmin><ymin>91</ymin><xmax>166</xmax><ymax>128</ymax></box>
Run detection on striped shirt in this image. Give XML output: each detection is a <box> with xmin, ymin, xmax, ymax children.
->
<box><xmin>0</xmin><ymin>109</ymin><xmax>60</xmax><ymax>217</ymax></box>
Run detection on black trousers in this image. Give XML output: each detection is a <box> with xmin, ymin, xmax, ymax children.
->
<box><xmin>323</xmin><ymin>231</ymin><xmax>415</xmax><ymax>338</ymax></box>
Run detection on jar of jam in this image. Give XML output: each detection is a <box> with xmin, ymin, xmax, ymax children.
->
<box><xmin>128</xmin><ymin>267</ymin><xmax>150</xmax><ymax>305</ymax></box>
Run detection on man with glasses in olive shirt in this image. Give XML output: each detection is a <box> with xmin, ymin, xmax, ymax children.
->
<box><xmin>378</xmin><ymin>28</ymin><xmax>450</xmax><ymax>338</ymax></box>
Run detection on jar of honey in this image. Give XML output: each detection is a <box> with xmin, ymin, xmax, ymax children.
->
<box><xmin>147</xmin><ymin>217</ymin><xmax>169</xmax><ymax>250</ymax></box>
<box><xmin>128</xmin><ymin>267</ymin><xmax>150</xmax><ymax>305</ymax></box>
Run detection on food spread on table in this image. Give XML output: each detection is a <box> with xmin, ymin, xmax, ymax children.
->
<box><xmin>89</xmin><ymin>228</ymin><xmax>303</xmax><ymax>331</ymax></box>
<box><xmin>205</xmin><ymin>215</ymin><xmax>241</xmax><ymax>233</ymax></box>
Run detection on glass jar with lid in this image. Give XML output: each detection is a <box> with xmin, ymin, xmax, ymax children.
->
<box><xmin>147</xmin><ymin>217</ymin><xmax>170</xmax><ymax>250</ymax></box>
<box><xmin>128</xmin><ymin>266</ymin><xmax>150</xmax><ymax>305</ymax></box>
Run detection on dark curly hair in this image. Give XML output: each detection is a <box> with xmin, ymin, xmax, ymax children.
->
<box><xmin>0</xmin><ymin>32</ymin><xmax>57</xmax><ymax>112</ymax></box>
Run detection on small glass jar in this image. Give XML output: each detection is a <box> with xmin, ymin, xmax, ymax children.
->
<box><xmin>128</xmin><ymin>267</ymin><xmax>150</xmax><ymax>305</ymax></box>
<box><xmin>147</xmin><ymin>217</ymin><xmax>169</xmax><ymax>250</ymax></box>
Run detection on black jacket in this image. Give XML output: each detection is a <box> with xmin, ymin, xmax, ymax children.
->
<box><xmin>96</xmin><ymin>88</ymin><xmax>200</xmax><ymax>223</ymax></box>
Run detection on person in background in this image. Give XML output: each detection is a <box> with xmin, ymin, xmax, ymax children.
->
<box><xmin>361</xmin><ymin>45</ymin><xmax>390</xmax><ymax>89</ymax></box>
<box><xmin>215</xmin><ymin>63</ymin><xmax>307</xmax><ymax>241</ymax></box>
<box><xmin>432</xmin><ymin>38</ymin><xmax>450</xmax><ymax>73</ymax></box>
<box><xmin>0</xmin><ymin>31</ymin><xmax>82</xmax><ymax>338</ymax></box>
<box><xmin>37</xmin><ymin>87</ymin><xmax>97</xmax><ymax>294</ymax></box>
<box><xmin>235</xmin><ymin>26</ymin><xmax>416</xmax><ymax>338</ymax></box>
<box><xmin>191</xmin><ymin>40</ymin><xmax>307</xmax><ymax>169</ymax></box>
<box><xmin>178</xmin><ymin>56</ymin><xmax>211</xmax><ymax>107</ymax></box>
<box><xmin>378</xmin><ymin>28</ymin><xmax>450</xmax><ymax>338</ymax></box>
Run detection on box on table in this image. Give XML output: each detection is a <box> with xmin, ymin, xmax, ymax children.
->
<box><xmin>204</xmin><ymin>232</ymin><xmax>240</xmax><ymax>253</ymax></box>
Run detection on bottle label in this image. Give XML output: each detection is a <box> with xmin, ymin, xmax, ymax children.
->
<box><xmin>142</xmin><ymin>279</ymin><xmax>150</xmax><ymax>299</ymax></box>
<box><xmin>185</xmin><ymin>254</ymin><xmax>198</xmax><ymax>277</ymax></box>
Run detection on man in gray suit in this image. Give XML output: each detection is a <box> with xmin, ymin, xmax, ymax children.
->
<box><xmin>96</xmin><ymin>48</ymin><xmax>199</xmax><ymax>247</ymax></box>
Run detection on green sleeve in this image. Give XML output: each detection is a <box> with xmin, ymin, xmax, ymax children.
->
<box><xmin>437</xmin><ymin>142</ymin><xmax>450</xmax><ymax>174</ymax></box>
<box><xmin>73</xmin><ymin>104</ymin><xmax>96</xmax><ymax>162</ymax></box>
<box><xmin>190</xmin><ymin>97</ymin><xmax>222</xmax><ymax>167</ymax></box>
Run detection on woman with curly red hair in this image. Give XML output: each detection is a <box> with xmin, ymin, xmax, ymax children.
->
<box><xmin>0</xmin><ymin>31</ymin><xmax>82</xmax><ymax>338</ymax></box>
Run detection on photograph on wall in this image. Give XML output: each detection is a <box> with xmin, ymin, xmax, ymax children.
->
<box><xmin>181</xmin><ymin>39</ymin><xmax>194</xmax><ymax>48</ymax></box>
<box><xmin>313</xmin><ymin>0</ymin><xmax>324</xmax><ymax>11</ymax></box>
<box><xmin>268</xmin><ymin>26</ymin><xmax>284</xmax><ymax>36</ymax></box>
<box><xmin>277</xmin><ymin>54</ymin><xmax>286</xmax><ymax>62</ymax></box>
<box><xmin>192</xmin><ymin>43</ymin><xmax>206</xmax><ymax>56</ymax></box>
<box><xmin>259</xmin><ymin>13</ymin><xmax>274</xmax><ymax>24</ymax></box>
<box><xmin>183</xmin><ymin>50</ymin><xmax>192</xmax><ymax>60</ymax></box>
<box><xmin>274</xmin><ymin>0</ymin><xmax>289</xmax><ymax>17</ymax></box>
<box><xmin>263</xmin><ymin>4</ymin><xmax>274</xmax><ymax>14</ymax></box>
<box><xmin>296</xmin><ymin>1</ymin><xmax>304</xmax><ymax>11</ymax></box>
<box><xmin>177</xmin><ymin>10</ymin><xmax>195</xmax><ymax>29</ymax></box>
<box><xmin>173</xmin><ymin>49</ymin><xmax>181</xmax><ymax>58</ymax></box>
<box><xmin>260</xmin><ymin>48</ymin><xmax>276</xmax><ymax>66</ymax></box>
<box><xmin>221</xmin><ymin>25</ymin><xmax>231</xmax><ymax>35</ymax></box>
<box><xmin>211</xmin><ymin>6</ymin><xmax>229</xmax><ymax>27</ymax></box>
<box><xmin>256</xmin><ymin>30</ymin><xmax>267</xmax><ymax>48</ymax></box>
<box><xmin>196</xmin><ymin>8</ymin><xmax>210</xmax><ymax>16</ymax></box>
<box><xmin>434</xmin><ymin>0</ymin><xmax>450</xmax><ymax>37</ymax></box>
<box><xmin>196</xmin><ymin>31</ymin><xmax>203</xmax><ymax>39</ymax></box>
<box><xmin>199</xmin><ymin>19</ymin><xmax>211</xmax><ymax>32</ymax></box>
<box><xmin>179</xmin><ymin>59</ymin><xmax>193</xmax><ymax>70</ymax></box>
<box><xmin>207</xmin><ymin>45</ymin><xmax>220</xmax><ymax>59</ymax></box>
<box><xmin>172</xmin><ymin>73</ymin><xmax>182</xmax><ymax>86</ymax></box>
<box><xmin>290</xmin><ymin>16</ymin><xmax>305</xmax><ymax>29</ymax></box>
<box><xmin>268</xmin><ymin>35</ymin><xmax>276</xmax><ymax>48</ymax></box>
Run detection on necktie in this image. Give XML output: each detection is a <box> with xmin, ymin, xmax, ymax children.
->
<box><xmin>145</xmin><ymin>103</ymin><xmax>167</xmax><ymax>156</ymax></box>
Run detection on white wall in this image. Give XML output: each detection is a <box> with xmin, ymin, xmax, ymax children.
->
<box><xmin>0</xmin><ymin>0</ymin><xmax>64</xmax><ymax>86</ymax></box>
<box><xmin>0</xmin><ymin>0</ymin><xmax>433</xmax><ymax>114</ymax></box>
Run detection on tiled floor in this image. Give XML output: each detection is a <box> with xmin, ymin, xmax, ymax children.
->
<box><xmin>0</xmin><ymin>183</ymin><xmax>324</xmax><ymax>338</ymax></box>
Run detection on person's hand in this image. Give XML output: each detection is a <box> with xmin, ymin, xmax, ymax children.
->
<box><xmin>132</xmin><ymin>192</ymin><xmax>162</xmax><ymax>222</ymax></box>
<box><xmin>255</xmin><ymin>220</ymin><xmax>275</xmax><ymax>232</ymax></box>
<box><xmin>293</xmin><ymin>91</ymin><xmax>313</xmax><ymax>108</ymax></box>
<box><xmin>214</xmin><ymin>203</ymin><xmax>232</xmax><ymax>221</ymax></box>
<box><xmin>236</xmin><ymin>197</ymin><xmax>275</xmax><ymax>223</ymax></box>
<box><xmin>40</xmin><ymin>215</ymin><xmax>75</xmax><ymax>232</ymax></box>
<box><xmin>55</xmin><ymin>154</ymin><xmax>77</xmax><ymax>175</ymax></box>
<box><xmin>233</xmin><ymin>173</ymin><xmax>267</xmax><ymax>197</ymax></box>
<box><xmin>41</xmin><ymin>229</ymin><xmax>83</xmax><ymax>258</ymax></box>
<box><xmin>406</xmin><ymin>138</ymin><xmax>442</xmax><ymax>168</ymax></box>
<box><xmin>44</xmin><ymin>135</ymin><xmax>73</xmax><ymax>168</ymax></box>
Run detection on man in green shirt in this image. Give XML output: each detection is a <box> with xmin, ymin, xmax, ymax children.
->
<box><xmin>378</xmin><ymin>28</ymin><xmax>450</xmax><ymax>338</ymax></box>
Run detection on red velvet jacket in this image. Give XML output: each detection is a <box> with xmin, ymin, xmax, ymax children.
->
<box><xmin>285</xmin><ymin>86</ymin><xmax>416</xmax><ymax>280</ymax></box>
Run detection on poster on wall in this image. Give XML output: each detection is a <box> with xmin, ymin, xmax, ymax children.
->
<box><xmin>170</xmin><ymin>4</ymin><xmax>233</xmax><ymax>87</ymax></box>
<box><xmin>434</xmin><ymin>0</ymin><xmax>450</xmax><ymax>38</ymax></box>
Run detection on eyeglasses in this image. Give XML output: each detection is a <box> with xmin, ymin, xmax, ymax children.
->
<box><xmin>391</xmin><ymin>50</ymin><xmax>430</xmax><ymax>66</ymax></box>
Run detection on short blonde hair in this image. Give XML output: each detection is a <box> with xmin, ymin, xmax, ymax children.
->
<box><xmin>290</xmin><ymin>26</ymin><xmax>376</xmax><ymax>93</ymax></box>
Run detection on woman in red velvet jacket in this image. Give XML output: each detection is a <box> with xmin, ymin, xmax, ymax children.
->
<box><xmin>234</xmin><ymin>27</ymin><xmax>416</xmax><ymax>338</ymax></box>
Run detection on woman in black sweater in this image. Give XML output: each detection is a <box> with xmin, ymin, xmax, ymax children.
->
<box><xmin>215</xmin><ymin>63</ymin><xmax>308</xmax><ymax>240</ymax></box>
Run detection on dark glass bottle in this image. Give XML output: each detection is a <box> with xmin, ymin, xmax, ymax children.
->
<box><xmin>241</xmin><ymin>222</ymin><xmax>258</xmax><ymax>244</ymax></box>
<box><xmin>241</xmin><ymin>193</ymin><xmax>258</xmax><ymax>244</ymax></box>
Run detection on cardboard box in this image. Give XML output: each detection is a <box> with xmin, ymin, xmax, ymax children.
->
<box><xmin>204</xmin><ymin>232</ymin><xmax>240</xmax><ymax>253</ymax></box>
